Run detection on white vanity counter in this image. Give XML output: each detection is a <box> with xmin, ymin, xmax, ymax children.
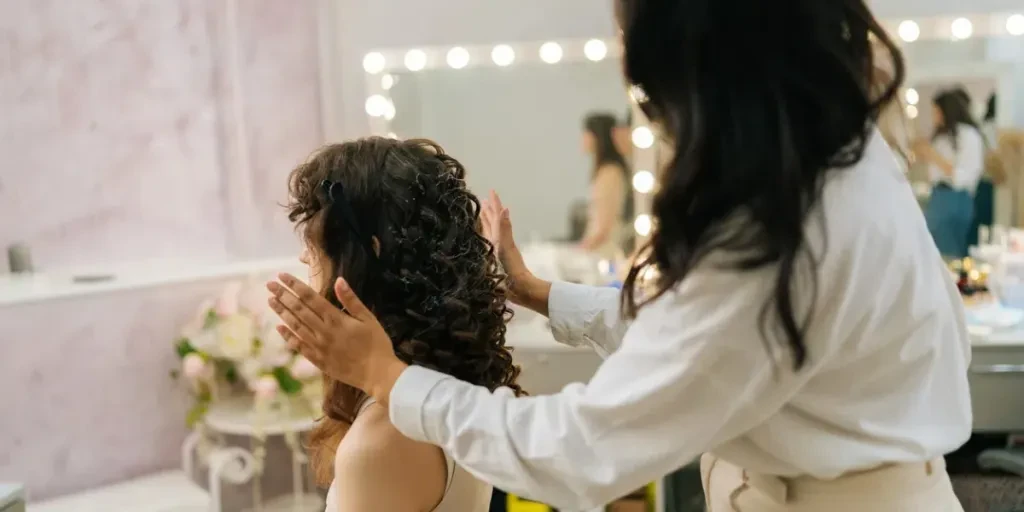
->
<box><xmin>0</xmin><ymin>258</ymin><xmax>303</xmax><ymax>307</ymax></box>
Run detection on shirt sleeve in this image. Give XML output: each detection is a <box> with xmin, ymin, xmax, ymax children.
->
<box><xmin>546</xmin><ymin>281</ymin><xmax>628</xmax><ymax>357</ymax></box>
<box><xmin>952</xmin><ymin>128</ymin><xmax>986</xmax><ymax>191</ymax></box>
<box><xmin>388</xmin><ymin>263</ymin><xmax>811</xmax><ymax>510</ymax></box>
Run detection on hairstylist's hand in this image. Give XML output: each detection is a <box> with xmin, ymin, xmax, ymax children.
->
<box><xmin>481</xmin><ymin>190</ymin><xmax>551</xmax><ymax>316</ymax></box>
<box><xmin>266</xmin><ymin>274</ymin><xmax>408</xmax><ymax>403</ymax></box>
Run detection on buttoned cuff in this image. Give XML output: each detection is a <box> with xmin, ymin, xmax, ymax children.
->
<box><xmin>388</xmin><ymin>365</ymin><xmax>451</xmax><ymax>443</ymax></box>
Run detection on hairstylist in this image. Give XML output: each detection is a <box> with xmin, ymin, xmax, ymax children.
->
<box><xmin>267</xmin><ymin>1</ymin><xmax>972</xmax><ymax>510</ymax></box>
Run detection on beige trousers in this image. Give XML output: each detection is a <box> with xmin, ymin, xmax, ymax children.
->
<box><xmin>700</xmin><ymin>454</ymin><xmax>965</xmax><ymax>512</ymax></box>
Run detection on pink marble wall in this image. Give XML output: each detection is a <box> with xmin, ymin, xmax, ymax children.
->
<box><xmin>0</xmin><ymin>282</ymin><xmax>217</xmax><ymax>499</ymax></box>
<box><xmin>0</xmin><ymin>0</ymin><xmax>322</xmax><ymax>269</ymax></box>
<box><xmin>0</xmin><ymin>0</ymin><xmax>323</xmax><ymax>501</ymax></box>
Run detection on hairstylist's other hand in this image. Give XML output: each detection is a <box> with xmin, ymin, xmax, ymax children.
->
<box><xmin>266</xmin><ymin>274</ymin><xmax>408</xmax><ymax>404</ymax></box>
<box><xmin>481</xmin><ymin>190</ymin><xmax>551</xmax><ymax>316</ymax></box>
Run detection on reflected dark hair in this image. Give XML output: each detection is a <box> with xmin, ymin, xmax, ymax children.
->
<box><xmin>286</xmin><ymin>138</ymin><xmax>523</xmax><ymax>485</ymax></box>
<box><xmin>984</xmin><ymin>93</ymin><xmax>997</xmax><ymax>123</ymax></box>
<box><xmin>617</xmin><ymin>0</ymin><xmax>904</xmax><ymax>371</ymax></box>
<box><xmin>585</xmin><ymin>112</ymin><xmax>630</xmax><ymax>177</ymax></box>
<box><xmin>932</xmin><ymin>88</ymin><xmax>980</xmax><ymax>150</ymax></box>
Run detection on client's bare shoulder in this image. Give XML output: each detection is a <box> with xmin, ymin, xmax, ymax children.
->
<box><xmin>331</xmin><ymin>402</ymin><xmax>448</xmax><ymax>512</ymax></box>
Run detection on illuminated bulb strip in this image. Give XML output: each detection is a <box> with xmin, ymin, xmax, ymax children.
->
<box><xmin>361</xmin><ymin>13</ymin><xmax>1024</xmax><ymax>76</ymax></box>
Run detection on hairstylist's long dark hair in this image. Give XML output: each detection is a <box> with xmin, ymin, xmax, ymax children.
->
<box><xmin>617</xmin><ymin>0</ymin><xmax>904</xmax><ymax>371</ymax></box>
<box><xmin>933</xmin><ymin>88</ymin><xmax>981</xmax><ymax>150</ymax></box>
<box><xmin>286</xmin><ymin>138</ymin><xmax>523</xmax><ymax>485</ymax></box>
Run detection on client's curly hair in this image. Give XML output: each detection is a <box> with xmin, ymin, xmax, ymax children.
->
<box><xmin>286</xmin><ymin>137</ymin><xmax>524</xmax><ymax>485</ymax></box>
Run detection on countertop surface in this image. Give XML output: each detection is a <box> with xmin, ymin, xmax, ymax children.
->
<box><xmin>0</xmin><ymin>258</ymin><xmax>303</xmax><ymax>307</ymax></box>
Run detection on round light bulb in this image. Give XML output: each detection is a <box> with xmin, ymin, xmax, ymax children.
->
<box><xmin>951</xmin><ymin>18</ymin><xmax>973</xmax><ymax>40</ymax></box>
<box><xmin>491</xmin><ymin>44</ymin><xmax>515</xmax><ymax>67</ymax></box>
<box><xmin>383</xmin><ymin>100</ymin><xmax>396</xmax><ymax>120</ymax></box>
<box><xmin>364</xmin><ymin>95</ymin><xmax>390</xmax><ymax>117</ymax></box>
<box><xmin>539</xmin><ymin>42</ymin><xmax>563</xmax><ymax>64</ymax></box>
<box><xmin>632</xmin><ymin>170</ymin><xmax>656</xmax><ymax>194</ymax></box>
<box><xmin>404</xmin><ymin>49</ymin><xmax>427</xmax><ymax>71</ymax></box>
<box><xmin>446</xmin><ymin>47</ymin><xmax>470</xmax><ymax>69</ymax></box>
<box><xmin>381</xmin><ymin>74</ymin><xmax>394</xmax><ymax>90</ymax></box>
<box><xmin>898</xmin><ymin>21</ymin><xmax>920</xmax><ymax>43</ymax></box>
<box><xmin>583</xmin><ymin>39</ymin><xmax>608</xmax><ymax>61</ymax></box>
<box><xmin>634</xmin><ymin>214</ymin><xmax>653</xmax><ymax>237</ymax></box>
<box><xmin>906</xmin><ymin>105</ymin><xmax>919</xmax><ymax>119</ymax></box>
<box><xmin>905</xmin><ymin>88</ymin><xmax>919</xmax><ymax>106</ymax></box>
<box><xmin>387</xmin><ymin>132</ymin><xmax>398</xmax><ymax>139</ymax></box>
<box><xmin>632</xmin><ymin>126</ymin><xmax>655</xmax><ymax>149</ymax></box>
<box><xmin>1007</xmin><ymin>14</ymin><xmax>1024</xmax><ymax>36</ymax></box>
<box><xmin>362</xmin><ymin>52</ymin><xmax>386</xmax><ymax>74</ymax></box>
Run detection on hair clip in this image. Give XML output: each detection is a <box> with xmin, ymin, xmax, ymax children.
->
<box><xmin>320</xmin><ymin>179</ymin><xmax>341</xmax><ymax>202</ymax></box>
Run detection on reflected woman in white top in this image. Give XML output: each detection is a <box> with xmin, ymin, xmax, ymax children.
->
<box><xmin>268</xmin><ymin>1</ymin><xmax>971</xmax><ymax>510</ymax></box>
<box><xmin>914</xmin><ymin>89</ymin><xmax>986</xmax><ymax>258</ymax></box>
<box><xmin>281</xmin><ymin>138</ymin><xmax>513</xmax><ymax>511</ymax></box>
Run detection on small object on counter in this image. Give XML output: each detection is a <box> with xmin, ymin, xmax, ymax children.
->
<box><xmin>72</xmin><ymin>274</ymin><xmax>115</xmax><ymax>284</ymax></box>
<box><xmin>951</xmin><ymin>257</ymin><xmax>990</xmax><ymax>296</ymax></box>
<box><xmin>6</xmin><ymin>244</ymin><xmax>32</xmax><ymax>274</ymax></box>
<box><xmin>0</xmin><ymin>483</ymin><xmax>25</xmax><ymax>512</ymax></box>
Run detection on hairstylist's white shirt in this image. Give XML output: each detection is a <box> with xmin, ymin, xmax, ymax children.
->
<box><xmin>929</xmin><ymin>123</ymin><xmax>986</xmax><ymax>192</ymax></box>
<box><xmin>388</xmin><ymin>129</ymin><xmax>973</xmax><ymax>510</ymax></box>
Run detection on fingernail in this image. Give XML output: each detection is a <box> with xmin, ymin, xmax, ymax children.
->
<box><xmin>267</xmin><ymin>297</ymin><xmax>281</xmax><ymax>311</ymax></box>
<box><xmin>266</xmin><ymin>281</ymin><xmax>280</xmax><ymax>293</ymax></box>
<box><xmin>278</xmin><ymin>273</ymin><xmax>293</xmax><ymax>285</ymax></box>
<box><xmin>336</xmin><ymin>278</ymin><xmax>349</xmax><ymax>291</ymax></box>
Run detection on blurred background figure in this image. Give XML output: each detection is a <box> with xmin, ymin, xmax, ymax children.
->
<box><xmin>914</xmin><ymin>89</ymin><xmax>986</xmax><ymax>259</ymax></box>
<box><xmin>578</xmin><ymin>112</ymin><xmax>632</xmax><ymax>258</ymax></box>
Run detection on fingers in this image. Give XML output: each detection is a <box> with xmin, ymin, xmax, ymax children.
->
<box><xmin>491</xmin><ymin>190</ymin><xmax>505</xmax><ymax>212</ymax></box>
<box><xmin>272</xmin><ymin>273</ymin><xmax>337</xmax><ymax>320</ymax></box>
<box><xmin>267</xmin><ymin>282</ymin><xmax>327</xmax><ymax>331</ymax></box>
<box><xmin>276</xmin><ymin>324</ymin><xmax>323</xmax><ymax>367</ymax></box>
<box><xmin>334</xmin><ymin>278</ymin><xmax>373</xmax><ymax>322</ymax></box>
<box><xmin>267</xmin><ymin>295</ymin><xmax>323</xmax><ymax>344</ymax></box>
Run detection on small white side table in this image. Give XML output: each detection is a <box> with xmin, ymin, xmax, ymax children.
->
<box><xmin>182</xmin><ymin>396</ymin><xmax>324</xmax><ymax>512</ymax></box>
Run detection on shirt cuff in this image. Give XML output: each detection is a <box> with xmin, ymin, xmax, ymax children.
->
<box><xmin>388</xmin><ymin>365</ymin><xmax>451</xmax><ymax>443</ymax></box>
<box><xmin>548</xmin><ymin>281</ymin><xmax>618</xmax><ymax>347</ymax></box>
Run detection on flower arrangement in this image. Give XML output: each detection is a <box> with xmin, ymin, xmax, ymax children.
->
<box><xmin>173</xmin><ymin>280</ymin><xmax>322</xmax><ymax>426</ymax></box>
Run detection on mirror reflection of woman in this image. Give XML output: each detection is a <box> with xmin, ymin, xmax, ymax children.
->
<box><xmin>914</xmin><ymin>89</ymin><xmax>986</xmax><ymax>258</ymax></box>
<box><xmin>579</xmin><ymin>112</ymin><xmax>632</xmax><ymax>258</ymax></box>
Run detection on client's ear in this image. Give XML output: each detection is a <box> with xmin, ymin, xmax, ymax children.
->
<box><xmin>372</xmin><ymin>236</ymin><xmax>381</xmax><ymax>256</ymax></box>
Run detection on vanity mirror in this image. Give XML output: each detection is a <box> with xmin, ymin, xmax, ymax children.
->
<box><xmin>358</xmin><ymin>39</ymin><xmax>637</xmax><ymax>247</ymax></box>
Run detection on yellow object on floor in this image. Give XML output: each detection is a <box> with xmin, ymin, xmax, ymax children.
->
<box><xmin>506</xmin><ymin>482</ymin><xmax>658</xmax><ymax>511</ymax></box>
<box><xmin>506</xmin><ymin>494</ymin><xmax>552</xmax><ymax>512</ymax></box>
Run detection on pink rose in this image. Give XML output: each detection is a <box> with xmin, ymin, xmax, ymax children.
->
<box><xmin>182</xmin><ymin>353</ymin><xmax>210</xmax><ymax>381</ymax></box>
<box><xmin>253</xmin><ymin>375</ymin><xmax>279</xmax><ymax>401</ymax></box>
<box><xmin>290</xmin><ymin>356</ymin><xmax>320</xmax><ymax>380</ymax></box>
<box><xmin>215</xmin><ymin>282</ymin><xmax>242</xmax><ymax>317</ymax></box>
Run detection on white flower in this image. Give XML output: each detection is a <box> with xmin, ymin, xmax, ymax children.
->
<box><xmin>238</xmin><ymin>358</ymin><xmax>266</xmax><ymax>386</ymax></box>
<box><xmin>189</xmin><ymin>328</ymin><xmax>220</xmax><ymax>356</ymax></box>
<box><xmin>217</xmin><ymin>314</ymin><xmax>255</xmax><ymax>361</ymax></box>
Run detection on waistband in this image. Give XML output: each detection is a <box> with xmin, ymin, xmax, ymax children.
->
<box><xmin>733</xmin><ymin>457</ymin><xmax>947</xmax><ymax>504</ymax></box>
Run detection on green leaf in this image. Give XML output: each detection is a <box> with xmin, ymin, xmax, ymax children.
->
<box><xmin>272</xmin><ymin>367</ymin><xmax>303</xmax><ymax>395</ymax></box>
<box><xmin>185</xmin><ymin>401</ymin><xmax>209</xmax><ymax>428</ymax></box>
<box><xmin>175</xmin><ymin>338</ymin><xmax>197</xmax><ymax>359</ymax></box>
<box><xmin>223</xmin><ymin>363</ymin><xmax>239</xmax><ymax>384</ymax></box>
<box><xmin>203</xmin><ymin>309</ymin><xmax>219</xmax><ymax>329</ymax></box>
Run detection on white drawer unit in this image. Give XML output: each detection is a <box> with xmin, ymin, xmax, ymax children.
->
<box><xmin>970</xmin><ymin>342</ymin><xmax>1024</xmax><ymax>432</ymax></box>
